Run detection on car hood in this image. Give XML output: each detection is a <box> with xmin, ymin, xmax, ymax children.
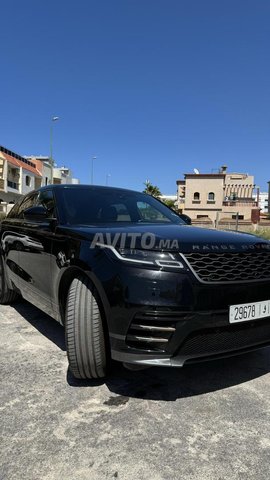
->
<box><xmin>59</xmin><ymin>223</ymin><xmax>270</xmax><ymax>253</ymax></box>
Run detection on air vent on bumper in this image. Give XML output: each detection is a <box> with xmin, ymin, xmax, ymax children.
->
<box><xmin>126</xmin><ymin>311</ymin><xmax>177</xmax><ymax>351</ymax></box>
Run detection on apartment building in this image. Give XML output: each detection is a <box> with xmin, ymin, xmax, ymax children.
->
<box><xmin>0</xmin><ymin>146</ymin><xmax>42</xmax><ymax>206</ymax></box>
<box><xmin>176</xmin><ymin>165</ymin><xmax>258</xmax><ymax>222</ymax></box>
<box><xmin>25</xmin><ymin>156</ymin><xmax>54</xmax><ymax>186</ymax></box>
<box><xmin>0</xmin><ymin>146</ymin><xmax>80</xmax><ymax>214</ymax></box>
<box><xmin>53</xmin><ymin>166</ymin><xmax>79</xmax><ymax>185</ymax></box>
<box><xmin>25</xmin><ymin>157</ymin><xmax>80</xmax><ymax>186</ymax></box>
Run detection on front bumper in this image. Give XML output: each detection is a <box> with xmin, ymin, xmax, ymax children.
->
<box><xmin>111</xmin><ymin>309</ymin><xmax>270</xmax><ymax>366</ymax></box>
<box><xmin>98</xmin><ymin>264</ymin><xmax>270</xmax><ymax>367</ymax></box>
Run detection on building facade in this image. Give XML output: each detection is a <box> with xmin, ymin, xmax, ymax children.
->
<box><xmin>256</xmin><ymin>192</ymin><xmax>269</xmax><ymax>213</ymax></box>
<box><xmin>176</xmin><ymin>166</ymin><xmax>258</xmax><ymax>222</ymax></box>
<box><xmin>25</xmin><ymin>156</ymin><xmax>54</xmax><ymax>187</ymax></box>
<box><xmin>0</xmin><ymin>146</ymin><xmax>42</xmax><ymax>209</ymax></box>
<box><xmin>25</xmin><ymin>157</ymin><xmax>80</xmax><ymax>186</ymax></box>
<box><xmin>52</xmin><ymin>166</ymin><xmax>79</xmax><ymax>185</ymax></box>
<box><xmin>0</xmin><ymin>146</ymin><xmax>80</xmax><ymax>215</ymax></box>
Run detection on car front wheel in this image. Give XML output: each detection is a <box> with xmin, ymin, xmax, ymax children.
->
<box><xmin>65</xmin><ymin>276</ymin><xmax>107</xmax><ymax>379</ymax></box>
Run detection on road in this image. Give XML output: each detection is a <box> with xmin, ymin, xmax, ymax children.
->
<box><xmin>1</xmin><ymin>301</ymin><xmax>270</xmax><ymax>480</ymax></box>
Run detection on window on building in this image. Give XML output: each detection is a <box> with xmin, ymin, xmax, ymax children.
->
<box><xmin>232</xmin><ymin>215</ymin><xmax>244</xmax><ymax>220</ymax></box>
<box><xmin>193</xmin><ymin>192</ymin><xmax>200</xmax><ymax>200</ymax></box>
<box><xmin>45</xmin><ymin>177</ymin><xmax>48</xmax><ymax>185</ymax></box>
<box><xmin>25</xmin><ymin>175</ymin><xmax>31</xmax><ymax>187</ymax></box>
<box><xmin>208</xmin><ymin>192</ymin><xmax>215</xmax><ymax>201</ymax></box>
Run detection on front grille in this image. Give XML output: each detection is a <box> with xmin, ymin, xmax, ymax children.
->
<box><xmin>179</xmin><ymin>318</ymin><xmax>270</xmax><ymax>356</ymax></box>
<box><xmin>182</xmin><ymin>251</ymin><xmax>270</xmax><ymax>283</ymax></box>
<box><xmin>126</xmin><ymin>310</ymin><xmax>180</xmax><ymax>351</ymax></box>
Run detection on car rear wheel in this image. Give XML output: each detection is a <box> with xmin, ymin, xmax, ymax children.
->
<box><xmin>65</xmin><ymin>276</ymin><xmax>107</xmax><ymax>379</ymax></box>
<box><xmin>0</xmin><ymin>255</ymin><xmax>20</xmax><ymax>304</ymax></box>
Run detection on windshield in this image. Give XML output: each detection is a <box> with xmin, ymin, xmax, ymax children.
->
<box><xmin>55</xmin><ymin>187</ymin><xmax>184</xmax><ymax>226</ymax></box>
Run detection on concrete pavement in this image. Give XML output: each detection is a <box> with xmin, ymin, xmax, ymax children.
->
<box><xmin>1</xmin><ymin>301</ymin><xmax>270</xmax><ymax>480</ymax></box>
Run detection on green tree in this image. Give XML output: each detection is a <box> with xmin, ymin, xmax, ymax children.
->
<box><xmin>143</xmin><ymin>181</ymin><xmax>162</xmax><ymax>198</ymax></box>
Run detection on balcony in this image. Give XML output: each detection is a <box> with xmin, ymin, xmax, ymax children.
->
<box><xmin>223</xmin><ymin>199</ymin><xmax>257</xmax><ymax>207</ymax></box>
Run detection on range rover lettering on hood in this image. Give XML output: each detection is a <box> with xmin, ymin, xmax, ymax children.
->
<box><xmin>192</xmin><ymin>243</ymin><xmax>270</xmax><ymax>251</ymax></box>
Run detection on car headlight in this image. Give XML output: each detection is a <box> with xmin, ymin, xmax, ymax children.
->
<box><xmin>96</xmin><ymin>243</ymin><xmax>185</xmax><ymax>270</ymax></box>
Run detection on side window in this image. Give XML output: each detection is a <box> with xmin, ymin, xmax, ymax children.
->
<box><xmin>17</xmin><ymin>194</ymin><xmax>38</xmax><ymax>218</ymax></box>
<box><xmin>37</xmin><ymin>190</ymin><xmax>55</xmax><ymax>218</ymax></box>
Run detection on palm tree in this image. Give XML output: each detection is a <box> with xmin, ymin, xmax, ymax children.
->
<box><xmin>143</xmin><ymin>181</ymin><xmax>162</xmax><ymax>198</ymax></box>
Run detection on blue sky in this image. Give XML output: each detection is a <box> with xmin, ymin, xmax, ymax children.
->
<box><xmin>1</xmin><ymin>0</ymin><xmax>269</xmax><ymax>193</ymax></box>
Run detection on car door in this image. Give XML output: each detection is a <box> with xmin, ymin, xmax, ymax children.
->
<box><xmin>15</xmin><ymin>189</ymin><xmax>56</xmax><ymax>316</ymax></box>
<box><xmin>0</xmin><ymin>198</ymin><xmax>27</xmax><ymax>293</ymax></box>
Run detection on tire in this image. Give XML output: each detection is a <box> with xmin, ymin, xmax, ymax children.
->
<box><xmin>65</xmin><ymin>276</ymin><xmax>107</xmax><ymax>379</ymax></box>
<box><xmin>0</xmin><ymin>254</ymin><xmax>20</xmax><ymax>304</ymax></box>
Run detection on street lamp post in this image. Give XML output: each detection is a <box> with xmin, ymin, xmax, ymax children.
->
<box><xmin>91</xmin><ymin>156</ymin><xmax>97</xmax><ymax>185</ymax></box>
<box><xmin>50</xmin><ymin>116</ymin><xmax>59</xmax><ymax>165</ymax></box>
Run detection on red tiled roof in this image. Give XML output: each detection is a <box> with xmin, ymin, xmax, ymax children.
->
<box><xmin>1</xmin><ymin>152</ymin><xmax>42</xmax><ymax>176</ymax></box>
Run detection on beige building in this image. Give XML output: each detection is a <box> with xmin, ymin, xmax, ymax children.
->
<box><xmin>177</xmin><ymin>165</ymin><xmax>258</xmax><ymax>222</ymax></box>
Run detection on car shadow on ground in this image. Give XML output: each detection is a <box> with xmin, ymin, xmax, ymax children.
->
<box><xmin>13</xmin><ymin>300</ymin><xmax>270</xmax><ymax>402</ymax></box>
<box><xmin>13</xmin><ymin>300</ymin><xmax>66</xmax><ymax>351</ymax></box>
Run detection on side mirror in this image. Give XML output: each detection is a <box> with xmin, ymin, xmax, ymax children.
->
<box><xmin>24</xmin><ymin>205</ymin><xmax>49</xmax><ymax>221</ymax></box>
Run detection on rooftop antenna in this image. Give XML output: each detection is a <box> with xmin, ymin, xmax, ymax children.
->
<box><xmin>193</xmin><ymin>168</ymin><xmax>200</xmax><ymax>175</ymax></box>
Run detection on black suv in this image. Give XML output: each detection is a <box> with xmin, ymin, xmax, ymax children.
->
<box><xmin>1</xmin><ymin>185</ymin><xmax>270</xmax><ymax>379</ymax></box>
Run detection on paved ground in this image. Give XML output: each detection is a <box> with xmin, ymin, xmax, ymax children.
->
<box><xmin>1</xmin><ymin>301</ymin><xmax>270</xmax><ymax>480</ymax></box>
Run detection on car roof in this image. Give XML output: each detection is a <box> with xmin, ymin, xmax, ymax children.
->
<box><xmin>37</xmin><ymin>184</ymin><xmax>141</xmax><ymax>194</ymax></box>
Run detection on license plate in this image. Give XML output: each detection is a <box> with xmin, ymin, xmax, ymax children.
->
<box><xmin>229</xmin><ymin>300</ymin><xmax>270</xmax><ymax>324</ymax></box>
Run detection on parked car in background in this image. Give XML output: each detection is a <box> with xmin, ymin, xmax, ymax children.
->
<box><xmin>1</xmin><ymin>185</ymin><xmax>270</xmax><ymax>379</ymax></box>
